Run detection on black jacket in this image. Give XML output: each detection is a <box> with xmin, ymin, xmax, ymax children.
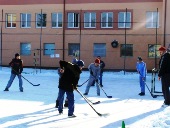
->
<box><xmin>100</xmin><ymin>60</ymin><xmax>105</xmax><ymax>73</ymax></box>
<box><xmin>158</xmin><ymin>52</ymin><xmax>170</xmax><ymax>77</ymax></box>
<box><xmin>9</xmin><ymin>58</ymin><xmax>23</xmax><ymax>75</ymax></box>
<box><xmin>58</xmin><ymin>60</ymin><xmax>81</xmax><ymax>92</ymax></box>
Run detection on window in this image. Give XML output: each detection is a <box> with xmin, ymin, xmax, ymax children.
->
<box><xmin>6</xmin><ymin>14</ymin><xmax>16</xmax><ymax>28</ymax></box>
<box><xmin>20</xmin><ymin>43</ymin><xmax>31</xmax><ymax>55</ymax></box>
<box><xmin>148</xmin><ymin>44</ymin><xmax>161</xmax><ymax>58</ymax></box>
<box><xmin>120</xmin><ymin>44</ymin><xmax>133</xmax><ymax>57</ymax></box>
<box><xmin>68</xmin><ymin>43</ymin><xmax>80</xmax><ymax>57</ymax></box>
<box><xmin>44</xmin><ymin>43</ymin><xmax>55</xmax><ymax>55</ymax></box>
<box><xmin>146</xmin><ymin>11</ymin><xmax>159</xmax><ymax>28</ymax></box>
<box><xmin>21</xmin><ymin>13</ymin><xmax>31</xmax><ymax>28</ymax></box>
<box><xmin>84</xmin><ymin>12</ymin><xmax>96</xmax><ymax>28</ymax></box>
<box><xmin>36</xmin><ymin>13</ymin><xmax>47</xmax><ymax>28</ymax></box>
<box><xmin>68</xmin><ymin>13</ymin><xmax>79</xmax><ymax>28</ymax></box>
<box><xmin>101</xmin><ymin>12</ymin><xmax>113</xmax><ymax>28</ymax></box>
<box><xmin>93</xmin><ymin>43</ymin><xmax>106</xmax><ymax>57</ymax></box>
<box><xmin>118</xmin><ymin>12</ymin><xmax>131</xmax><ymax>28</ymax></box>
<box><xmin>52</xmin><ymin>13</ymin><xmax>63</xmax><ymax>28</ymax></box>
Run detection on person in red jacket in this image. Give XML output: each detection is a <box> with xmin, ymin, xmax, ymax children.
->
<box><xmin>4</xmin><ymin>53</ymin><xmax>23</xmax><ymax>92</ymax></box>
<box><xmin>58</xmin><ymin>60</ymin><xmax>84</xmax><ymax>118</ymax></box>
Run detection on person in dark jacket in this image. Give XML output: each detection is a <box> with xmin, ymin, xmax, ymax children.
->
<box><xmin>97</xmin><ymin>56</ymin><xmax>105</xmax><ymax>87</ymax></box>
<box><xmin>158</xmin><ymin>46</ymin><xmax>170</xmax><ymax>107</ymax></box>
<box><xmin>4</xmin><ymin>53</ymin><xmax>23</xmax><ymax>92</ymax></box>
<box><xmin>55</xmin><ymin>58</ymin><xmax>78</xmax><ymax>108</ymax></box>
<box><xmin>58</xmin><ymin>60</ymin><xmax>84</xmax><ymax>118</ymax></box>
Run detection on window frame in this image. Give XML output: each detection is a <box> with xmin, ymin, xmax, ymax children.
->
<box><xmin>51</xmin><ymin>12</ymin><xmax>63</xmax><ymax>28</ymax></box>
<box><xmin>6</xmin><ymin>13</ymin><xmax>16</xmax><ymax>28</ymax></box>
<box><xmin>101</xmin><ymin>12</ymin><xmax>113</xmax><ymax>28</ymax></box>
<box><xmin>20</xmin><ymin>42</ymin><xmax>31</xmax><ymax>56</ymax></box>
<box><xmin>67</xmin><ymin>12</ymin><xmax>79</xmax><ymax>28</ymax></box>
<box><xmin>68</xmin><ymin>43</ymin><xmax>80</xmax><ymax>57</ymax></box>
<box><xmin>146</xmin><ymin>11</ymin><xmax>159</xmax><ymax>28</ymax></box>
<box><xmin>148</xmin><ymin>44</ymin><xmax>161</xmax><ymax>58</ymax></box>
<box><xmin>36</xmin><ymin>13</ymin><xmax>47</xmax><ymax>28</ymax></box>
<box><xmin>44</xmin><ymin>43</ymin><xmax>55</xmax><ymax>55</ymax></box>
<box><xmin>93</xmin><ymin>43</ymin><xmax>106</xmax><ymax>57</ymax></box>
<box><xmin>120</xmin><ymin>44</ymin><xmax>133</xmax><ymax>57</ymax></box>
<box><xmin>20</xmin><ymin>13</ymin><xmax>31</xmax><ymax>28</ymax></box>
<box><xmin>118</xmin><ymin>12</ymin><xmax>131</xmax><ymax>28</ymax></box>
<box><xmin>84</xmin><ymin>12</ymin><xmax>96</xmax><ymax>28</ymax></box>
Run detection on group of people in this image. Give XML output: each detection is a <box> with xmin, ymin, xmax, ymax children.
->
<box><xmin>4</xmin><ymin>46</ymin><xmax>170</xmax><ymax>117</ymax></box>
<box><xmin>136</xmin><ymin>46</ymin><xmax>170</xmax><ymax>107</ymax></box>
<box><xmin>55</xmin><ymin>56</ymin><xmax>105</xmax><ymax>118</ymax></box>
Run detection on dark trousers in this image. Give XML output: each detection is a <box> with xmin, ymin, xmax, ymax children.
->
<box><xmin>161</xmin><ymin>74</ymin><xmax>170</xmax><ymax>105</ymax></box>
<box><xmin>58</xmin><ymin>88</ymin><xmax>74</xmax><ymax>116</ymax></box>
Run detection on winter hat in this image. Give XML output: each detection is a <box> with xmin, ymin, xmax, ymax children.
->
<box><xmin>158</xmin><ymin>46</ymin><xmax>166</xmax><ymax>51</ymax></box>
<box><xmin>76</xmin><ymin>60</ymin><xmax>85</xmax><ymax>67</ymax></box>
<box><xmin>15</xmin><ymin>53</ymin><xmax>20</xmax><ymax>58</ymax></box>
<box><xmin>72</xmin><ymin>58</ymin><xmax>78</xmax><ymax>64</ymax></box>
<box><xmin>95</xmin><ymin>58</ymin><xmax>100</xmax><ymax>64</ymax></box>
<box><xmin>137</xmin><ymin>56</ymin><xmax>142</xmax><ymax>61</ymax></box>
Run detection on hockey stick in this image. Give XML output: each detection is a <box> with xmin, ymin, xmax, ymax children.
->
<box><xmin>12</xmin><ymin>69</ymin><xmax>40</xmax><ymax>86</ymax></box>
<box><xmin>77</xmin><ymin>79</ymin><xmax>89</xmax><ymax>87</ymax></box>
<box><xmin>95</xmin><ymin>81</ymin><xmax>112</xmax><ymax>98</ymax></box>
<box><xmin>144</xmin><ymin>82</ymin><xmax>157</xmax><ymax>98</ymax></box>
<box><xmin>21</xmin><ymin>75</ymin><xmax>40</xmax><ymax>86</ymax></box>
<box><xmin>83</xmin><ymin>95</ymin><xmax>100</xmax><ymax>105</ymax></box>
<box><xmin>76</xmin><ymin>89</ymin><xmax>108</xmax><ymax>116</ymax></box>
<box><xmin>90</xmin><ymin>74</ymin><xmax>112</xmax><ymax>98</ymax></box>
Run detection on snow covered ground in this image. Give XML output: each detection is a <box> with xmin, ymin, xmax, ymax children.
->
<box><xmin>0</xmin><ymin>67</ymin><xmax>170</xmax><ymax>128</ymax></box>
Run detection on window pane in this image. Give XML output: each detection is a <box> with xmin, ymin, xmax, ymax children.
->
<box><xmin>118</xmin><ymin>12</ymin><xmax>131</xmax><ymax>28</ymax></box>
<box><xmin>118</xmin><ymin>12</ymin><xmax>124</xmax><ymax>28</ymax></box>
<box><xmin>146</xmin><ymin>12</ymin><xmax>159</xmax><ymax>28</ymax></box>
<box><xmin>68</xmin><ymin>13</ymin><xmax>73</xmax><ymax>27</ymax></box>
<box><xmin>44</xmin><ymin>43</ymin><xmax>55</xmax><ymax>55</ymax></box>
<box><xmin>36</xmin><ymin>13</ymin><xmax>47</xmax><ymax>27</ymax></box>
<box><xmin>20</xmin><ymin>43</ymin><xmax>31</xmax><ymax>55</ymax></box>
<box><xmin>120</xmin><ymin>44</ymin><xmax>133</xmax><ymax>57</ymax></box>
<box><xmin>68</xmin><ymin>43</ymin><xmax>80</xmax><ymax>56</ymax></box>
<box><xmin>84</xmin><ymin>13</ymin><xmax>90</xmax><ymax>27</ymax></box>
<box><xmin>148</xmin><ymin>44</ymin><xmax>161</xmax><ymax>58</ymax></box>
<box><xmin>6</xmin><ymin>14</ymin><xmax>16</xmax><ymax>28</ymax></box>
<box><xmin>52</xmin><ymin>13</ymin><xmax>63</xmax><ymax>28</ymax></box>
<box><xmin>91</xmin><ymin>12</ymin><xmax>96</xmax><ymax>27</ymax></box>
<box><xmin>21</xmin><ymin>13</ymin><xmax>31</xmax><ymax>28</ymax></box>
<box><xmin>93</xmin><ymin>43</ymin><xmax>106</xmax><ymax>57</ymax></box>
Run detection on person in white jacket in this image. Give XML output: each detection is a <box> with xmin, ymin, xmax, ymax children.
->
<box><xmin>84</xmin><ymin>58</ymin><xmax>101</xmax><ymax>96</ymax></box>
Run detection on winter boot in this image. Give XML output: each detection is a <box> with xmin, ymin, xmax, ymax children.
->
<box><xmin>55</xmin><ymin>100</ymin><xmax>59</xmax><ymax>108</ymax></box>
<box><xmin>64</xmin><ymin>99</ymin><xmax>68</xmax><ymax>107</ymax></box>
<box><xmin>4</xmin><ymin>88</ymin><xmax>9</xmax><ymax>91</ymax></box>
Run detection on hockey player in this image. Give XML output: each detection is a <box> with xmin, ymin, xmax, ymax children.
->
<box><xmin>84</xmin><ymin>58</ymin><xmax>101</xmax><ymax>96</ymax></box>
<box><xmin>57</xmin><ymin>60</ymin><xmax>84</xmax><ymax>118</ymax></box>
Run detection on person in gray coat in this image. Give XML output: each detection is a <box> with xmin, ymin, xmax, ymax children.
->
<box><xmin>84</xmin><ymin>58</ymin><xmax>101</xmax><ymax>96</ymax></box>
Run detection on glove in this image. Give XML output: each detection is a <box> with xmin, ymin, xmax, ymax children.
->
<box><xmin>90</xmin><ymin>70</ymin><xmax>93</xmax><ymax>75</ymax></box>
<box><xmin>74</xmin><ymin>85</ymin><xmax>77</xmax><ymax>90</ymax></box>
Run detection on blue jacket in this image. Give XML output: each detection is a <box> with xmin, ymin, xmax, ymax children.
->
<box><xmin>136</xmin><ymin>61</ymin><xmax>147</xmax><ymax>77</ymax></box>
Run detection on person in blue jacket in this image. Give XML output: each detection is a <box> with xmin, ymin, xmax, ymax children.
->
<box><xmin>136</xmin><ymin>56</ymin><xmax>147</xmax><ymax>96</ymax></box>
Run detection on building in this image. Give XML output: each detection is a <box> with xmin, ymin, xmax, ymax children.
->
<box><xmin>0</xmin><ymin>0</ymin><xmax>169</xmax><ymax>71</ymax></box>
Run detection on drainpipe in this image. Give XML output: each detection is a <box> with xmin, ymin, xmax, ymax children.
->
<box><xmin>163</xmin><ymin>0</ymin><xmax>167</xmax><ymax>46</ymax></box>
<box><xmin>62</xmin><ymin>0</ymin><xmax>66</xmax><ymax>60</ymax></box>
<box><xmin>0</xmin><ymin>9</ymin><xmax>3</xmax><ymax>70</ymax></box>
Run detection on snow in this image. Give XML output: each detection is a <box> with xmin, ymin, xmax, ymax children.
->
<box><xmin>0</xmin><ymin>67</ymin><xmax>170</xmax><ymax>128</ymax></box>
